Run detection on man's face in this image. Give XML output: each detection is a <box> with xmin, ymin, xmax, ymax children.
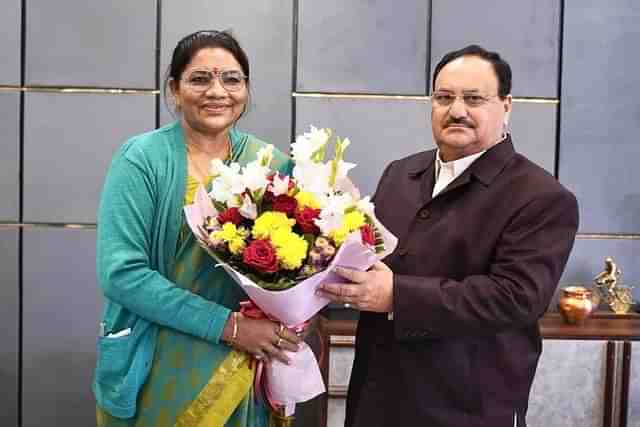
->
<box><xmin>431</xmin><ymin>55</ymin><xmax>512</xmax><ymax>162</ymax></box>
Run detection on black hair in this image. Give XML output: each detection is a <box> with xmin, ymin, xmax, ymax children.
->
<box><xmin>164</xmin><ymin>30</ymin><xmax>251</xmax><ymax>117</ymax></box>
<box><xmin>432</xmin><ymin>44</ymin><xmax>512</xmax><ymax>98</ymax></box>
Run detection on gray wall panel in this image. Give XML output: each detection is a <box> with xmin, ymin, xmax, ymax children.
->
<box><xmin>0</xmin><ymin>230</ymin><xmax>19</xmax><ymax>427</ymax></box>
<box><xmin>555</xmin><ymin>238</ymin><xmax>640</xmax><ymax>312</ymax></box>
<box><xmin>23</xmin><ymin>93</ymin><xmax>155</xmax><ymax>224</ymax></box>
<box><xmin>510</xmin><ymin>102</ymin><xmax>556</xmax><ymax>174</ymax></box>
<box><xmin>22</xmin><ymin>228</ymin><xmax>101</xmax><ymax>427</ymax></box>
<box><xmin>431</xmin><ymin>0</ymin><xmax>560</xmax><ymax>98</ymax></box>
<box><xmin>0</xmin><ymin>92</ymin><xmax>20</xmax><ymax>222</ymax></box>
<box><xmin>295</xmin><ymin>97</ymin><xmax>433</xmax><ymax>197</ymax></box>
<box><xmin>0</xmin><ymin>1</ymin><xmax>20</xmax><ymax>84</ymax></box>
<box><xmin>160</xmin><ymin>0</ymin><xmax>293</xmax><ymax>151</ymax></box>
<box><xmin>25</xmin><ymin>0</ymin><xmax>156</xmax><ymax>88</ymax></box>
<box><xmin>559</xmin><ymin>2</ymin><xmax>640</xmax><ymax>233</ymax></box>
<box><xmin>527</xmin><ymin>340</ymin><xmax>606</xmax><ymax>427</ymax></box>
<box><xmin>297</xmin><ymin>0</ymin><xmax>429</xmax><ymax>95</ymax></box>
<box><xmin>630</xmin><ymin>343</ymin><xmax>640</xmax><ymax>426</ymax></box>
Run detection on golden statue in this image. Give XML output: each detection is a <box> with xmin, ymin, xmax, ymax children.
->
<box><xmin>594</xmin><ymin>256</ymin><xmax>634</xmax><ymax>313</ymax></box>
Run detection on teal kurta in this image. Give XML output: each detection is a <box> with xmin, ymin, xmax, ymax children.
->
<box><xmin>94</xmin><ymin>121</ymin><xmax>293</xmax><ymax>426</ymax></box>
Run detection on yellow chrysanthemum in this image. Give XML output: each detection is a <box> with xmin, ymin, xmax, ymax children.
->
<box><xmin>329</xmin><ymin>225</ymin><xmax>350</xmax><ymax>247</ymax></box>
<box><xmin>295</xmin><ymin>191</ymin><xmax>321</xmax><ymax>209</ymax></box>
<box><xmin>228</xmin><ymin>238</ymin><xmax>246</xmax><ymax>255</ymax></box>
<box><xmin>211</xmin><ymin>223</ymin><xmax>248</xmax><ymax>255</ymax></box>
<box><xmin>252</xmin><ymin>212</ymin><xmax>295</xmax><ymax>240</ymax></box>
<box><xmin>329</xmin><ymin>211</ymin><xmax>366</xmax><ymax>246</ymax></box>
<box><xmin>271</xmin><ymin>229</ymin><xmax>308</xmax><ymax>270</ymax></box>
<box><xmin>343</xmin><ymin>211</ymin><xmax>365</xmax><ymax>231</ymax></box>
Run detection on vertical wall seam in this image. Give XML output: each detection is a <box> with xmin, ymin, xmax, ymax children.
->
<box><xmin>155</xmin><ymin>0</ymin><xmax>162</xmax><ymax>130</ymax></box>
<box><xmin>426</xmin><ymin>0</ymin><xmax>433</xmax><ymax>95</ymax></box>
<box><xmin>18</xmin><ymin>0</ymin><xmax>26</xmax><ymax>425</ymax></box>
<box><xmin>290</xmin><ymin>0</ymin><xmax>299</xmax><ymax>152</ymax></box>
<box><xmin>554</xmin><ymin>0</ymin><xmax>565</xmax><ymax>180</ymax></box>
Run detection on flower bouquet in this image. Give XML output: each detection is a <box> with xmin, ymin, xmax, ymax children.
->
<box><xmin>184</xmin><ymin>126</ymin><xmax>397</xmax><ymax>416</ymax></box>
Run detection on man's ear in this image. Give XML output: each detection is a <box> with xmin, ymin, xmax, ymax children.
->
<box><xmin>503</xmin><ymin>95</ymin><xmax>513</xmax><ymax>127</ymax></box>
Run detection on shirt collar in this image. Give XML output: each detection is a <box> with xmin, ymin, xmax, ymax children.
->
<box><xmin>433</xmin><ymin>133</ymin><xmax>508</xmax><ymax>178</ymax></box>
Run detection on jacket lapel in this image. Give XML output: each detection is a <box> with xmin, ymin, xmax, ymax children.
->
<box><xmin>406</xmin><ymin>150</ymin><xmax>437</xmax><ymax>206</ymax></box>
<box><xmin>433</xmin><ymin>136</ymin><xmax>517</xmax><ymax>199</ymax></box>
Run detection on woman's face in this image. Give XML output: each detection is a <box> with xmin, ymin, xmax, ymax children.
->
<box><xmin>172</xmin><ymin>47</ymin><xmax>249</xmax><ymax>137</ymax></box>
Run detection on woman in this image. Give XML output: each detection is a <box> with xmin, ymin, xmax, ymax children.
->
<box><xmin>94</xmin><ymin>30</ymin><xmax>302</xmax><ymax>427</ymax></box>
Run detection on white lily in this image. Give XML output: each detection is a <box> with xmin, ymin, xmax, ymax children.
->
<box><xmin>327</xmin><ymin>137</ymin><xmax>357</xmax><ymax>189</ymax></box>
<box><xmin>242</xmin><ymin>161</ymin><xmax>270</xmax><ymax>193</ymax></box>
<box><xmin>271</xmin><ymin>174</ymin><xmax>291</xmax><ymax>197</ymax></box>
<box><xmin>291</xmin><ymin>126</ymin><xmax>331</xmax><ymax>163</ymax></box>
<box><xmin>314</xmin><ymin>192</ymin><xmax>354</xmax><ymax>235</ymax></box>
<box><xmin>333</xmin><ymin>160</ymin><xmax>357</xmax><ymax>183</ymax></box>
<box><xmin>209</xmin><ymin>162</ymin><xmax>244</xmax><ymax>205</ymax></box>
<box><xmin>293</xmin><ymin>161</ymin><xmax>332</xmax><ymax>196</ymax></box>
<box><xmin>356</xmin><ymin>196</ymin><xmax>375</xmax><ymax>216</ymax></box>
<box><xmin>239</xmin><ymin>194</ymin><xmax>258</xmax><ymax>220</ymax></box>
<box><xmin>314</xmin><ymin>212</ymin><xmax>343</xmax><ymax>236</ymax></box>
<box><xmin>256</xmin><ymin>144</ymin><xmax>274</xmax><ymax>168</ymax></box>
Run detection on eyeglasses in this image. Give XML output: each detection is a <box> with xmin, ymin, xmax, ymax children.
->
<box><xmin>431</xmin><ymin>91</ymin><xmax>499</xmax><ymax>108</ymax></box>
<box><xmin>182</xmin><ymin>69</ymin><xmax>247</xmax><ymax>93</ymax></box>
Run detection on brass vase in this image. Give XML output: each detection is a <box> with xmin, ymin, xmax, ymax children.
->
<box><xmin>558</xmin><ymin>286</ymin><xmax>595</xmax><ymax>325</ymax></box>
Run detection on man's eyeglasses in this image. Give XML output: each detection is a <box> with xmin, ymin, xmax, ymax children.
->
<box><xmin>182</xmin><ymin>69</ymin><xmax>247</xmax><ymax>93</ymax></box>
<box><xmin>431</xmin><ymin>91</ymin><xmax>499</xmax><ymax>108</ymax></box>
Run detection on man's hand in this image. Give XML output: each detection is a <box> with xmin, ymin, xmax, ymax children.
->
<box><xmin>317</xmin><ymin>261</ymin><xmax>393</xmax><ymax>312</ymax></box>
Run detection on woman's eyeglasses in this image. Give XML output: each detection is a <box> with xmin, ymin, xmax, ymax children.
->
<box><xmin>182</xmin><ymin>69</ymin><xmax>247</xmax><ymax>93</ymax></box>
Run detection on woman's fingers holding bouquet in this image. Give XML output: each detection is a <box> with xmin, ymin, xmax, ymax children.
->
<box><xmin>274</xmin><ymin>323</ymin><xmax>303</xmax><ymax>351</ymax></box>
<box><xmin>232</xmin><ymin>317</ymin><xmax>301</xmax><ymax>365</ymax></box>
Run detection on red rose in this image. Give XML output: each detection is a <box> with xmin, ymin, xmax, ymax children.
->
<box><xmin>360</xmin><ymin>224</ymin><xmax>376</xmax><ymax>246</ymax></box>
<box><xmin>243</xmin><ymin>240</ymin><xmax>279</xmax><ymax>273</ymax></box>
<box><xmin>295</xmin><ymin>207</ymin><xmax>321</xmax><ymax>234</ymax></box>
<box><xmin>272</xmin><ymin>194</ymin><xmax>298</xmax><ymax>217</ymax></box>
<box><xmin>217</xmin><ymin>207</ymin><xmax>242</xmax><ymax>225</ymax></box>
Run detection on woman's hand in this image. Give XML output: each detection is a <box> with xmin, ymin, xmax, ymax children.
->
<box><xmin>222</xmin><ymin>313</ymin><xmax>302</xmax><ymax>364</ymax></box>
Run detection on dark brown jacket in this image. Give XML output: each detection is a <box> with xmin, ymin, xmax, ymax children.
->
<box><xmin>345</xmin><ymin>138</ymin><xmax>579</xmax><ymax>427</ymax></box>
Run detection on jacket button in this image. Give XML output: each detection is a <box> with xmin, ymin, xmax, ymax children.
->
<box><xmin>418</xmin><ymin>209</ymin><xmax>430</xmax><ymax>219</ymax></box>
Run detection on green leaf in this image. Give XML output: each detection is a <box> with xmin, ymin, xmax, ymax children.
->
<box><xmin>213</xmin><ymin>201</ymin><xmax>227</xmax><ymax>212</ymax></box>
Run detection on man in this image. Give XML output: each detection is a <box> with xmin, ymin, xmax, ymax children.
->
<box><xmin>318</xmin><ymin>45</ymin><xmax>579</xmax><ymax>426</ymax></box>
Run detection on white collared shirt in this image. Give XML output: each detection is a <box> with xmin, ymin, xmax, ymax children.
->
<box><xmin>432</xmin><ymin>150</ymin><xmax>485</xmax><ymax>197</ymax></box>
<box><xmin>432</xmin><ymin>134</ymin><xmax>508</xmax><ymax>198</ymax></box>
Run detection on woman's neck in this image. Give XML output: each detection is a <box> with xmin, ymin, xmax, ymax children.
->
<box><xmin>182</xmin><ymin>121</ymin><xmax>231</xmax><ymax>158</ymax></box>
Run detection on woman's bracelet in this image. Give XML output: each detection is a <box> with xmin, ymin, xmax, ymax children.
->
<box><xmin>229</xmin><ymin>312</ymin><xmax>239</xmax><ymax>345</ymax></box>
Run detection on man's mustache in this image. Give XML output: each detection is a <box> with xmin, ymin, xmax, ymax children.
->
<box><xmin>444</xmin><ymin>118</ymin><xmax>475</xmax><ymax>128</ymax></box>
